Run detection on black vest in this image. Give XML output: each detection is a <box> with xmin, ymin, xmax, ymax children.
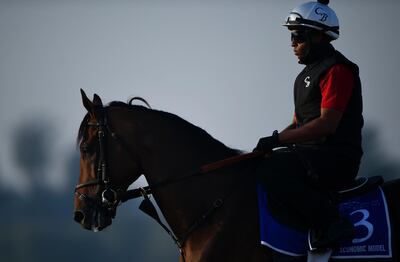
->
<box><xmin>294</xmin><ymin>47</ymin><xmax>364</xmax><ymax>159</ymax></box>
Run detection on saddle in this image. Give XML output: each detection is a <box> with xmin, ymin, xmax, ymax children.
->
<box><xmin>257</xmin><ymin>175</ymin><xmax>392</xmax><ymax>259</ymax></box>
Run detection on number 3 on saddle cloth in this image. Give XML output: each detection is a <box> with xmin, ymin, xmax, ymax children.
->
<box><xmin>257</xmin><ymin>178</ymin><xmax>392</xmax><ymax>259</ymax></box>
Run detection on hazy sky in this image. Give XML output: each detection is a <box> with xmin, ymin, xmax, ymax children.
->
<box><xmin>1</xmin><ymin>0</ymin><xmax>399</xmax><ymax>192</ymax></box>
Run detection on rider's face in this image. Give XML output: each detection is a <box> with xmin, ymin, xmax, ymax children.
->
<box><xmin>291</xmin><ymin>30</ymin><xmax>309</xmax><ymax>62</ymax></box>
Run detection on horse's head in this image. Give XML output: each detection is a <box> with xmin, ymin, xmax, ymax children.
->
<box><xmin>74</xmin><ymin>89</ymin><xmax>142</xmax><ymax>231</ymax></box>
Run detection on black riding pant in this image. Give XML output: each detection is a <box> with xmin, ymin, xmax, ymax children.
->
<box><xmin>256</xmin><ymin>147</ymin><xmax>360</xmax><ymax>232</ymax></box>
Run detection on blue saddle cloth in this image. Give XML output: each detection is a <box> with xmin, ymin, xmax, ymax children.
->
<box><xmin>257</xmin><ymin>183</ymin><xmax>392</xmax><ymax>259</ymax></box>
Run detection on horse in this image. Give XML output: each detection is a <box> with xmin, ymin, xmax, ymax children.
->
<box><xmin>73</xmin><ymin>90</ymin><xmax>400</xmax><ymax>262</ymax></box>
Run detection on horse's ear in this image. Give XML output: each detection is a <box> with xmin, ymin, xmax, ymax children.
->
<box><xmin>80</xmin><ymin>89</ymin><xmax>93</xmax><ymax>113</ymax></box>
<box><xmin>93</xmin><ymin>93</ymin><xmax>103</xmax><ymax>107</ymax></box>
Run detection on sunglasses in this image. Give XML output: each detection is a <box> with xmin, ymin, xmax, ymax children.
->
<box><xmin>291</xmin><ymin>30</ymin><xmax>308</xmax><ymax>43</ymax></box>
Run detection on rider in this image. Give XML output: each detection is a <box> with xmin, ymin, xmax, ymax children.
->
<box><xmin>254</xmin><ymin>0</ymin><xmax>363</xmax><ymax>257</ymax></box>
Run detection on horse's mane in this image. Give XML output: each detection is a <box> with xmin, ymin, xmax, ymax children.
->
<box><xmin>77</xmin><ymin>100</ymin><xmax>241</xmax><ymax>155</ymax></box>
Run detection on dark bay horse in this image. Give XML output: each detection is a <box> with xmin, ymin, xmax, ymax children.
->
<box><xmin>74</xmin><ymin>90</ymin><xmax>400</xmax><ymax>262</ymax></box>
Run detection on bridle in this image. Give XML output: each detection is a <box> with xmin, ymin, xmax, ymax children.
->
<box><xmin>74</xmin><ymin>105</ymin><xmax>265</xmax><ymax>260</ymax></box>
<box><xmin>75</xmin><ymin>109</ymin><xmax>122</xmax><ymax>214</ymax></box>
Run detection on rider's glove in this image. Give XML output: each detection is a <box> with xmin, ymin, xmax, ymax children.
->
<box><xmin>253</xmin><ymin>130</ymin><xmax>281</xmax><ymax>152</ymax></box>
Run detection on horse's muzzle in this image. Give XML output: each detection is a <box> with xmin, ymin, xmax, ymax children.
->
<box><xmin>74</xmin><ymin>208</ymin><xmax>113</xmax><ymax>231</ymax></box>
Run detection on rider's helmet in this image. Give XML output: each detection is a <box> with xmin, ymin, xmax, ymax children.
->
<box><xmin>283</xmin><ymin>0</ymin><xmax>339</xmax><ymax>40</ymax></box>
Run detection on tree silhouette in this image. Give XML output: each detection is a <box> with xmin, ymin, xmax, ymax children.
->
<box><xmin>11</xmin><ymin>116</ymin><xmax>56</xmax><ymax>189</ymax></box>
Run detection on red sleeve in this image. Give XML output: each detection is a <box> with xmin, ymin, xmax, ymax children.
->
<box><xmin>320</xmin><ymin>64</ymin><xmax>354</xmax><ymax>112</ymax></box>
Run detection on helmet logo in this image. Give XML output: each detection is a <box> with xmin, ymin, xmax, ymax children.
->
<box><xmin>304</xmin><ymin>76</ymin><xmax>311</xmax><ymax>87</ymax></box>
<box><xmin>315</xmin><ymin>7</ymin><xmax>328</xmax><ymax>22</ymax></box>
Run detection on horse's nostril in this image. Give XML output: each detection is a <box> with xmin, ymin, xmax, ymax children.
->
<box><xmin>74</xmin><ymin>211</ymin><xmax>85</xmax><ymax>224</ymax></box>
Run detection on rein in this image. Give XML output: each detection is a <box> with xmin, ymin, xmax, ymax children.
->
<box><xmin>75</xmin><ymin>107</ymin><xmax>265</xmax><ymax>260</ymax></box>
<box><xmin>119</xmin><ymin>151</ymin><xmax>265</xmax><ymax>202</ymax></box>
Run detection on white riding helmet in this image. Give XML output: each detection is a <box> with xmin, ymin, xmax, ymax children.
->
<box><xmin>283</xmin><ymin>0</ymin><xmax>339</xmax><ymax>40</ymax></box>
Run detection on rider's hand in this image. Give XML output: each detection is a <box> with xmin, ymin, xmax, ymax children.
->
<box><xmin>253</xmin><ymin>130</ymin><xmax>281</xmax><ymax>152</ymax></box>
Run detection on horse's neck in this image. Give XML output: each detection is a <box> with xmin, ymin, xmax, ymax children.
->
<box><xmin>128</xmin><ymin>108</ymin><xmax>240</xmax><ymax>238</ymax></box>
<box><xmin>116</xmin><ymin>107</ymin><xmax>264</xmax><ymax>260</ymax></box>
<box><xmin>130</xmin><ymin>108</ymin><xmax>237</xmax><ymax>182</ymax></box>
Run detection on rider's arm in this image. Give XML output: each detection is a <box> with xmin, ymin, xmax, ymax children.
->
<box><xmin>279</xmin><ymin>108</ymin><xmax>343</xmax><ymax>144</ymax></box>
<box><xmin>282</xmin><ymin>115</ymin><xmax>297</xmax><ymax>132</ymax></box>
<box><xmin>279</xmin><ymin>64</ymin><xmax>354</xmax><ymax>144</ymax></box>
